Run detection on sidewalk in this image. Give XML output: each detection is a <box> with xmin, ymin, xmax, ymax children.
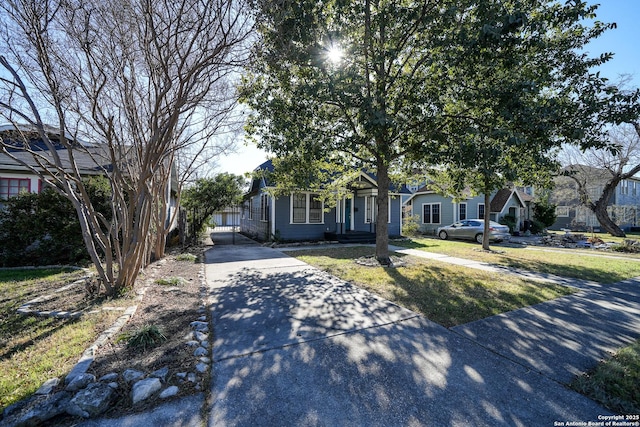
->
<box><xmin>204</xmin><ymin>234</ymin><xmax>627</xmax><ymax>426</ymax></box>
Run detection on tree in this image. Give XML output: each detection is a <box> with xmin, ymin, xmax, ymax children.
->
<box><xmin>0</xmin><ymin>0</ymin><xmax>252</xmax><ymax>295</ymax></box>
<box><xmin>242</xmin><ymin>0</ymin><xmax>462</xmax><ymax>265</ymax></box>
<box><xmin>558</xmin><ymin>122</ymin><xmax>640</xmax><ymax>237</ymax></box>
<box><xmin>181</xmin><ymin>173</ymin><xmax>245</xmax><ymax>240</ymax></box>
<box><xmin>424</xmin><ymin>0</ymin><xmax>636</xmax><ymax>250</ymax></box>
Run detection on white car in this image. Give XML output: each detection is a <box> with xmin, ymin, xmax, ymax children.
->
<box><xmin>437</xmin><ymin>220</ymin><xmax>511</xmax><ymax>243</ymax></box>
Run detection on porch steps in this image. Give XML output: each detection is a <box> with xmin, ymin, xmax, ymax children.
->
<box><xmin>329</xmin><ymin>232</ymin><xmax>377</xmax><ymax>244</ymax></box>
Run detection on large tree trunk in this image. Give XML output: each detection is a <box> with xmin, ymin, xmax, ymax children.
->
<box><xmin>375</xmin><ymin>156</ymin><xmax>391</xmax><ymax>265</ymax></box>
<box><xmin>482</xmin><ymin>191</ymin><xmax>491</xmax><ymax>251</ymax></box>
<box><xmin>593</xmin><ymin>183</ymin><xmax>626</xmax><ymax>237</ymax></box>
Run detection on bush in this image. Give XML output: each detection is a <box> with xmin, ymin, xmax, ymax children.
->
<box><xmin>499</xmin><ymin>214</ymin><xmax>517</xmax><ymax>233</ymax></box>
<box><xmin>529</xmin><ymin>219</ymin><xmax>546</xmax><ymax>235</ymax></box>
<box><xmin>0</xmin><ymin>178</ymin><xmax>112</xmax><ymax>267</ymax></box>
<box><xmin>403</xmin><ymin>214</ymin><xmax>421</xmax><ymax>237</ymax></box>
<box><xmin>533</xmin><ymin>200</ymin><xmax>557</xmax><ymax>228</ymax></box>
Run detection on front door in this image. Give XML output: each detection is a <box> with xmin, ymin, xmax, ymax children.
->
<box><xmin>345</xmin><ymin>199</ymin><xmax>352</xmax><ymax>231</ymax></box>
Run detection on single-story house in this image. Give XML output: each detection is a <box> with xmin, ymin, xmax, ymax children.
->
<box><xmin>404</xmin><ymin>185</ymin><xmax>532</xmax><ymax>235</ymax></box>
<box><xmin>241</xmin><ymin>160</ymin><xmax>411</xmax><ymax>242</ymax></box>
<box><xmin>0</xmin><ymin>124</ymin><xmax>179</xmax><ymax>231</ymax></box>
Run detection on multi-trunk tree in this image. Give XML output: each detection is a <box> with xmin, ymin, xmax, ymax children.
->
<box><xmin>0</xmin><ymin>0</ymin><xmax>252</xmax><ymax>295</ymax></box>
<box><xmin>559</xmin><ymin>122</ymin><xmax>640</xmax><ymax>237</ymax></box>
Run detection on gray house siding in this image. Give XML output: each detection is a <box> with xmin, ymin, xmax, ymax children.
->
<box><xmin>272</xmin><ymin>195</ymin><xmax>339</xmax><ymax>241</ymax></box>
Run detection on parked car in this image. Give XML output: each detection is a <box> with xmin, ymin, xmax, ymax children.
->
<box><xmin>437</xmin><ymin>220</ymin><xmax>511</xmax><ymax>243</ymax></box>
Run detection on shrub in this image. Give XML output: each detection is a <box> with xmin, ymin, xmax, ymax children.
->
<box><xmin>118</xmin><ymin>325</ymin><xmax>167</xmax><ymax>352</ymax></box>
<box><xmin>499</xmin><ymin>214</ymin><xmax>517</xmax><ymax>233</ymax></box>
<box><xmin>155</xmin><ymin>277</ymin><xmax>184</xmax><ymax>286</ymax></box>
<box><xmin>0</xmin><ymin>177</ymin><xmax>112</xmax><ymax>267</ymax></box>
<box><xmin>176</xmin><ymin>253</ymin><xmax>197</xmax><ymax>262</ymax></box>
<box><xmin>403</xmin><ymin>215</ymin><xmax>421</xmax><ymax>237</ymax></box>
<box><xmin>533</xmin><ymin>200</ymin><xmax>557</xmax><ymax>228</ymax></box>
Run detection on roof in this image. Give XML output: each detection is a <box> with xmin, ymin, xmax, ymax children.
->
<box><xmin>0</xmin><ymin>127</ymin><xmax>112</xmax><ymax>175</ymax></box>
<box><xmin>490</xmin><ymin>189</ymin><xmax>527</xmax><ymax>213</ymax></box>
<box><xmin>247</xmin><ymin>159</ymin><xmax>411</xmax><ymax>195</ymax></box>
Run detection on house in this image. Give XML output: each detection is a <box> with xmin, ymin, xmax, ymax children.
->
<box><xmin>241</xmin><ymin>160</ymin><xmax>410</xmax><ymax>242</ymax></box>
<box><xmin>550</xmin><ymin>167</ymin><xmax>640</xmax><ymax>232</ymax></box>
<box><xmin>0</xmin><ymin>125</ymin><xmax>179</xmax><ymax>231</ymax></box>
<box><xmin>404</xmin><ymin>185</ymin><xmax>531</xmax><ymax>235</ymax></box>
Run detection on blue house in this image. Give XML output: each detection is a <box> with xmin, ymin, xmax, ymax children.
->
<box><xmin>241</xmin><ymin>160</ymin><xmax>410</xmax><ymax>242</ymax></box>
<box><xmin>404</xmin><ymin>185</ymin><xmax>532</xmax><ymax>235</ymax></box>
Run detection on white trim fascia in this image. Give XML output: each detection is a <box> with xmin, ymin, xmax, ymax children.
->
<box><xmin>270</xmin><ymin>195</ymin><xmax>276</xmax><ymax>236</ymax></box>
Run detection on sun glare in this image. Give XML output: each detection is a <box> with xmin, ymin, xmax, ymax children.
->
<box><xmin>327</xmin><ymin>45</ymin><xmax>343</xmax><ymax>64</ymax></box>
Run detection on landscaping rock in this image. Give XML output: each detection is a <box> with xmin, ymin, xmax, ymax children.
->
<box><xmin>123</xmin><ymin>369</ymin><xmax>145</xmax><ymax>384</ymax></box>
<box><xmin>190</xmin><ymin>320</ymin><xmax>208</xmax><ymax>331</ymax></box>
<box><xmin>98</xmin><ymin>372</ymin><xmax>119</xmax><ymax>382</ymax></box>
<box><xmin>35</xmin><ymin>378</ymin><xmax>60</xmax><ymax>395</ymax></box>
<box><xmin>131</xmin><ymin>378</ymin><xmax>162</xmax><ymax>405</ymax></box>
<box><xmin>159</xmin><ymin>386</ymin><xmax>179</xmax><ymax>399</ymax></box>
<box><xmin>65</xmin><ymin>373</ymin><xmax>96</xmax><ymax>392</ymax></box>
<box><xmin>194</xmin><ymin>331</ymin><xmax>208</xmax><ymax>341</ymax></box>
<box><xmin>2</xmin><ymin>391</ymin><xmax>71</xmax><ymax>427</ymax></box>
<box><xmin>66</xmin><ymin>382</ymin><xmax>115</xmax><ymax>418</ymax></box>
<box><xmin>193</xmin><ymin>347</ymin><xmax>207</xmax><ymax>357</ymax></box>
<box><xmin>150</xmin><ymin>366</ymin><xmax>169</xmax><ymax>383</ymax></box>
<box><xmin>195</xmin><ymin>362</ymin><xmax>208</xmax><ymax>373</ymax></box>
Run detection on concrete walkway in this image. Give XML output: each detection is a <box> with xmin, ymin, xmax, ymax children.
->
<box><xmin>202</xmin><ymin>232</ymin><xmax>640</xmax><ymax>426</ymax></box>
<box><xmin>80</xmin><ymin>233</ymin><xmax>640</xmax><ymax>426</ymax></box>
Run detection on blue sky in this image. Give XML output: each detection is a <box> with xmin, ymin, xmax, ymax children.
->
<box><xmin>585</xmin><ymin>0</ymin><xmax>640</xmax><ymax>85</ymax></box>
<box><xmin>218</xmin><ymin>1</ymin><xmax>640</xmax><ymax>176</ymax></box>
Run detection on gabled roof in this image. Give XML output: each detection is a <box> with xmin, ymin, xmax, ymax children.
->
<box><xmin>247</xmin><ymin>159</ymin><xmax>411</xmax><ymax>195</ymax></box>
<box><xmin>490</xmin><ymin>189</ymin><xmax>527</xmax><ymax>213</ymax></box>
<box><xmin>0</xmin><ymin>127</ymin><xmax>111</xmax><ymax>175</ymax></box>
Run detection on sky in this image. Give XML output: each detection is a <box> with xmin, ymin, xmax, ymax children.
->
<box><xmin>215</xmin><ymin>0</ymin><xmax>640</xmax><ymax>177</ymax></box>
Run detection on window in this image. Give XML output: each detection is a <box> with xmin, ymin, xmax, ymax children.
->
<box><xmin>556</xmin><ymin>206</ymin><xmax>570</xmax><ymax>217</ymax></box>
<box><xmin>0</xmin><ymin>178</ymin><xmax>30</xmax><ymax>200</ymax></box>
<box><xmin>422</xmin><ymin>203</ymin><xmax>441</xmax><ymax>224</ymax></box>
<box><xmin>365</xmin><ymin>196</ymin><xmax>375</xmax><ymax>223</ymax></box>
<box><xmin>459</xmin><ymin>203</ymin><xmax>467</xmax><ymax>221</ymax></box>
<box><xmin>292</xmin><ymin>193</ymin><xmax>306</xmax><ymax>223</ymax></box>
<box><xmin>309</xmin><ymin>197</ymin><xmax>322</xmax><ymax>223</ymax></box>
<box><xmin>247</xmin><ymin>198</ymin><xmax>253</xmax><ymax>220</ymax></box>
<box><xmin>478</xmin><ymin>203</ymin><xmax>485</xmax><ymax>220</ymax></box>
<box><xmin>291</xmin><ymin>193</ymin><xmax>323</xmax><ymax>224</ymax></box>
<box><xmin>260</xmin><ymin>194</ymin><xmax>269</xmax><ymax>222</ymax></box>
<box><xmin>621</xmin><ymin>180</ymin><xmax>628</xmax><ymax>195</ymax></box>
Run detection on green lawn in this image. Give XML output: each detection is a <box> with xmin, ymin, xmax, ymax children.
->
<box><xmin>393</xmin><ymin>237</ymin><xmax>640</xmax><ymax>283</ymax></box>
<box><xmin>290</xmin><ymin>246</ymin><xmax>573</xmax><ymax>328</ymax></box>
<box><xmin>572</xmin><ymin>338</ymin><xmax>640</xmax><ymax>414</ymax></box>
<box><xmin>0</xmin><ymin>268</ymin><xmax>131</xmax><ymax>410</ymax></box>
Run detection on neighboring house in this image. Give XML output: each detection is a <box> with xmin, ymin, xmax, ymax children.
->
<box><xmin>404</xmin><ymin>185</ymin><xmax>531</xmax><ymax>235</ymax></box>
<box><xmin>0</xmin><ymin>125</ymin><xmax>179</xmax><ymax>231</ymax></box>
<box><xmin>550</xmin><ymin>168</ymin><xmax>640</xmax><ymax>231</ymax></box>
<box><xmin>241</xmin><ymin>160</ymin><xmax>410</xmax><ymax>242</ymax></box>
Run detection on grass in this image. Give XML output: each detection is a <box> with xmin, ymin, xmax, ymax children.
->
<box><xmin>0</xmin><ymin>268</ymin><xmax>132</xmax><ymax>410</ymax></box>
<box><xmin>393</xmin><ymin>237</ymin><xmax>640</xmax><ymax>283</ymax></box>
<box><xmin>290</xmin><ymin>246</ymin><xmax>574</xmax><ymax>328</ymax></box>
<box><xmin>175</xmin><ymin>253</ymin><xmax>198</xmax><ymax>263</ymax></box>
<box><xmin>154</xmin><ymin>277</ymin><xmax>184</xmax><ymax>286</ymax></box>
<box><xmin>571</xmin><ymin>339</ymin><xmax>640</xmax><ymax>414</ymax></box>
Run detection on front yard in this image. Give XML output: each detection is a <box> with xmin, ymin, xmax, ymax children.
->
<box><xmin>290</xmin><ymin>246</ymin><xmax>574</xmax><ymax>328</ymax></box>
<box><xmin>393</xmin><ymin>237</ymin><xmax>640</xmax><ymax>283</ymax></box>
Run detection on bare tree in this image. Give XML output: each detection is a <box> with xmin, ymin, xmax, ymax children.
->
<box><xmin>558</xmin><ymin>122</ymin><xmax>640</xmax><ymax>237</ymax></box>
<box><xmin>0</xmin><ymin>0</ymin><xmax>252</xmax><ymax>295</ymax></box>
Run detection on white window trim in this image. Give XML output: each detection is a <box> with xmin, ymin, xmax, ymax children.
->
<box><xmin>556</xmin><ymin>206</ymin><xmax>570</xmax><ymax>217</ymax></box>
<box><xmin>364</xmin><ymin>196</ymin><xmax>394</xmax><ymax>224</ymax></box>
<box><xmin>290</xmin><ymin>192</ymin><xmax>324</xmax><ymax>224</ymax></box>
<box><xmin>260</xmin><ymin>194</ymin><xmax>269</xmax><ymax>222</ymax></box>
<box><xmin>248</xmin><ymin>198</ymin><xmax>253</xmax><ymax>220</ymax></box>
<box><xmin>422</xmin><ymin>202</ymin><xmax>441</xmax><ymax>225</ymax></box>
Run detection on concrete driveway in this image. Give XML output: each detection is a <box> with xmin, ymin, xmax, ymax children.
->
<box><xmin>204</xmin><ymin>233</ymin><xmax>616</xmax><ymax>426</ymax></box>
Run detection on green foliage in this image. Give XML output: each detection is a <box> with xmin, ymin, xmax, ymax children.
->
<box><xmin>402</xmin><ymin>215</ymin><xmax>421</xmax><ymax>237</ymax></box>
<box><xmin>182</xmin><ymin>173</ymin><xmax>245</xmax><ymax>237</ymax></box>
<box><xmin>499</xmin><ymin>214</ymin><xmax>517</xmax><ymax>234</ymax></box>
<box><xmin>533</xmin><ymin>200</ymin><xmax>557</xmax><ymax>228</ymax></box>
<box><xmin>0</xmin><ymin>178</ymin><xmax>111</xmax><ymax>267</ymax></box>
<box><xmin>571</xmin><ymin>339</ymin><xmax>640</xmax><ymax>414</ymax></box>
<box><xmin>529</xmin><ymin>219</ymin><xmax>546</xmax><ymax>235</ymax></box>
<box><xmin>118</xmin><ymin>324</ymin><xmax>167</xmax><ymax>352</ymax></box>
<box><xmin>176</xmin><ymin>253</ymin><xmax>198</xmax><ymax>262</ymax></box>
<box><xmin>154</xmin><ymin>277</ymin><xmax>184</xmax><ymax>286</ymax></box>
